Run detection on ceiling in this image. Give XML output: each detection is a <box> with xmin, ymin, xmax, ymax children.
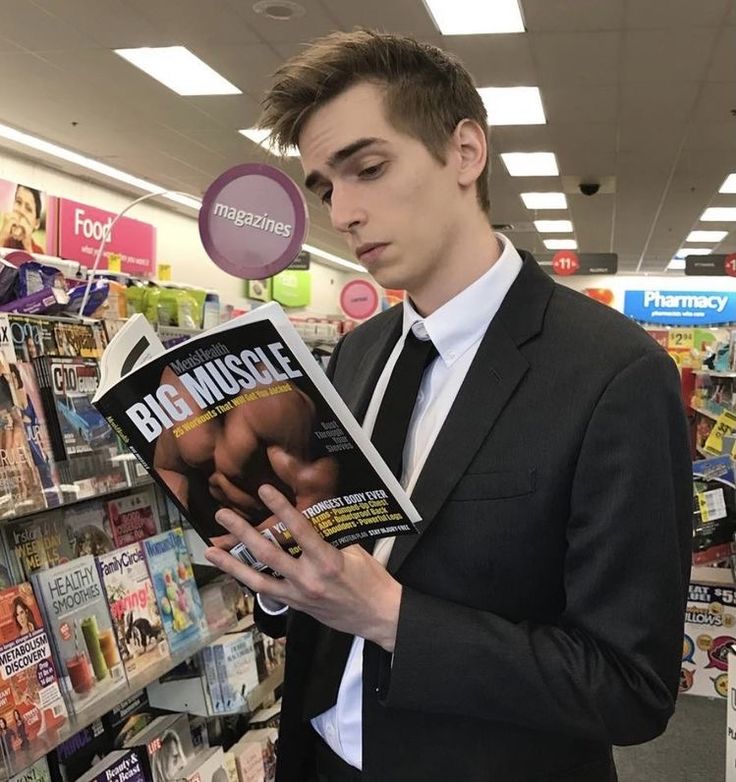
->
<box><xmin>1</xmin><ymin>0</ymin><xmax>734</xmax><ymax>274</ymax></box>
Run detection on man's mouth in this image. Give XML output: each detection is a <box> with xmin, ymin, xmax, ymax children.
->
<box><xmin>356</xmin><ymin>243</ymin><xmax>388</xmax><ymax>263</ymax></box>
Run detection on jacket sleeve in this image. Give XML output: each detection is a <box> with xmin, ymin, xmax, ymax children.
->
<box><xmin>378</xmin><ymin>349</ymin><xmax>692</xmax><ymax>745</ymax></box>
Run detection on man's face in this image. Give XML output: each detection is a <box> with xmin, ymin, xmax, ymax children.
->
<box><xmin>12</xmin><ymin>187</ymin><xmax>40</xmax><ymax>241</ymax></box>
<box><xmin>299</xmin><ymin>82</ymin><xmax>461</xmax><ymax>296</ymax></box>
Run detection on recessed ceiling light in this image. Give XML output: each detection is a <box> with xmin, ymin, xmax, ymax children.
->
<box><xmin>719</xmin><ymin>173</ymin><xmax>736</xmax><ymax>193</ymax></box>
<box><xmin>501</xmin><ymin>152</ymin><xmax>559</xmax><ymax>177</ymax></box>
<box><xmin>544</xmin><ymin>239</ymin><xmax>577</xmax><ymax>250</ymax></box>
<box><xmin>675</xmin><ymin>248</ymin><xmax>712</xmax><ymax>259</ymax></box>
<box><xmin>252</xmin><ymin>0</ymin><xmax>305</xmax><ymax>21</ymax></box>
<box><xmin>701</xmin><ymin>207</ymin><xmax>736</xmax><ymax>222</ymax></box>
<box><xmin>422</xmin><ymin>0</ymin><xmax>524</xmax><ymax>35</ymax></box>
<box><xmin>534</xmin><ymin>219</ymin><xmax>572</xmax><ymax>233</ymax></box>
<box><xmin>521</xmin><ymin>192</ymin><xmax>567</xmax><ymax>210</ymax></box>
<box><xmin>239</xmin><ymin>128</ymin><xmax>299</xmax><ymax>157</ymax></box>
<box><xmin>114</xmin><ymin>47</ymin><xmax>241</xmax><ymax>96</ymax></box>
<box><xmin>686</xmin><ymin>230</ymin><xmax>728</xmax><ymax>242</ymax></box>
<box><xmin>667</xmin><ymin>259</ymin><xmax>686</xmax><ymax>271</ymax></box>
<box><xmin>477</xmin><ymin>87</ymin><xmax>545</xmax><ymax>126</ymax></box>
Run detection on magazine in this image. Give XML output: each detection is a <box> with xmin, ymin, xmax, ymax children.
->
<box><xmin>92</xmin><ymin>305</ymin><xmax>419</xmax><ymax>570</ymax></box>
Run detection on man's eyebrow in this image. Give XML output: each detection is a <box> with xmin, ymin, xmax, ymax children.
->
<box><xmin>304</xmin><ymin>137</ymin><xmax>386</xmax><ymax>192</ymax></box>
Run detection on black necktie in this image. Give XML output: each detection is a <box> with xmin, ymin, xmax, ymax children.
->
<box><xmin>303</xmin><ymin>329</ymin><xmax>437</xmax><ymax>719</ymax></box>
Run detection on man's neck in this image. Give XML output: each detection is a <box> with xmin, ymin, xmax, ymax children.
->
<box><xmin>409</xmin><ymin>220</ymin><xmax>502</xmax><ymax>317</ymax></box>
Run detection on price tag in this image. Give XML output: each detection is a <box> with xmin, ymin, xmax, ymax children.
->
<box><xmin>697</xmin><ymin>488</ymin><xmax>727</xmax><ymax>523</ymax></box>
<box><xmin>668</xmin><ymin>329</ymin><xmax>694</xmax><ymax>350</ymax></box>
<box><xmin>705</xmin><ymin>410</ymin><xmax>736</xmax><ymax>454</ymax></box>
<box><xmin>552</xmin><ymin>251</ymin><xmax>580</xmax><ymax>276</ymax></box>
<box><xmin>107</xmin><ymin>253</ymin><xmax>122</xmax><ymax>273</ymax></box>
<box><xmin>158</xmin><ymin>263</ymin><xmax>172</xmax><ymax>281</ymax></box>
<box><xmin>725</xmin><ymin>253</ymin><xmax>736</xmax><ymax>278</ymax></box>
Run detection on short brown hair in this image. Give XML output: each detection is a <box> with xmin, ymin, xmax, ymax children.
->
<box><xmin>260</xmin><ymin>29</ymin><xmax>490</xmax><ymax>214</ymax></box>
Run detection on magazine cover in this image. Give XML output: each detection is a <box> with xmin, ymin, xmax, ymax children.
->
<box><xmin>93</xmin><ymin>304</ymin><xmax>419</xmax><ymax>570</ymax></box>
<box><xmin>33</xmin><ymin>356</ymin><xmax>117</xmax><ymax>461</ymax></box>
<box><xmin>7</xmin><ymin>315</ymin><xmax>58</xmax><ymax>362</ymax></box>
<box><xmin>692</xmin><ymin>455</ymin><xmax>736</xmax><ymax>565</ymax></box>
<box><xmin>47</xmin><ymin>718</ymin><xmax>108</xmax><ymax>782</ymax></box>
<box><xmin>32</xmin><ymin>556</ymin><xmax>126</xmax><ymax>713</ymax></box>
<box><xmin>4</xmin><ymin>510</ymin><xmax>74</xmax><ymax>581</ymax></box>
<box><xmin>142</xmin><ymin>530</ymin><xmax>207</xmax><ymax>654</ymax></box>
<box><xmin>175</xmin><ymin>746</ymin><xmax>227</xmax><ymax>782</ymax></box>
<box><xmin>0</xmin><ymin>583</ymin><xmax>68</xmax><ymax>759</ymax></box>
<box><xmin>107</xmin><ymin>487</ymin><xmax>160</xmax><ymax>548</ymax></box>
<box><xmin>124</xmin><ymin>713</ymin><xmax>194</xmax><ymax>782</ymax></box>
<box><xmin>63</xmin><ymin>499</ymin><xmax>114</xmax><ymax>558</ymax></box>
<box><xmin>76</xmin><ymin>749</ymin><xmax>152</xmax><ymax>782</ymax></box>
<box><xmin>97</xmin><ymin>542</ymin><xmax>169</xmax><ymax>680</ymax></box>
<box><xmin>101</xmin><ymin>688</ymin><xmax>155</xmax><ymax>750</ymax></box>
<box><xmin>10</xmin><ymin>756</ymin><xmax>52</xmax><ymax>782</ymax></box>
<box><xmin>212</xmin><ymin>632</ymin><xmax>259</xmax><ymax>713</ymax></box>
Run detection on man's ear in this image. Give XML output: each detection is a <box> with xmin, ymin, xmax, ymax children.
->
<box><xmin>452</xmin><ymin>119</ymin><xmax>488</xmax><ymax>192</ymax></box>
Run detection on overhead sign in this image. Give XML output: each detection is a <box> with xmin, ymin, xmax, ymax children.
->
<box><xmin>290</xmin><ymin>250</ymin><xmax>311</xmax><ymax>271</ymax></box>
<box><xmin>56</xmin><ymin>197</ymin><xmax>156</xmax><ymax>276</ymax></box>
<box><xmin>624</xmin><ymin>290</ymin><xmax>736</xmax><ymax>325</ymax></box>
<box><xmin>199</xmin><ymin>163</ymin><xmax>308</xmax><ymax>279</ymax></box>
<box><xmin>685</xmin><ymin>254</ymin><xmax>736</xmax><ymax>277</ymax></box>
<box><xmin>539</xmin><ymin>252</ymin><xmax>617</xmax><ymax>276</ymax></box>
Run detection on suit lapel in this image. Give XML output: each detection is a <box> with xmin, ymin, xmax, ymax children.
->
<box><xmin>388</xmin><ymin>253</ymin><xmax>554</xmax><ymax>573</ymax></box>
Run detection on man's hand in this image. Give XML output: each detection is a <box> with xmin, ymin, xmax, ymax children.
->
<box><xmin>204</xmin><ymin>485</ymin><xmax>403</xmax><ymax>652</ymax></box>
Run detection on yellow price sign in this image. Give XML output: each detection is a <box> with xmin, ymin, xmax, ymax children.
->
<box><xmin>107</xmin><ymin>253</ymin><xmax>122</xmax><ymax>273</ymax></box>
<box><xmin>704</xmin><ymin>410</ymin><xmax>736</xmax><ymax>454</ymax></box>
<box><xmin>158</xmin><ymin>263</ymin><xmax>172</xmax><ymax>281</ymax></box>
<box><xmin>668</xmin><ymin>328</ymin><xmax>693</xmax><ymax>350</ymax></box>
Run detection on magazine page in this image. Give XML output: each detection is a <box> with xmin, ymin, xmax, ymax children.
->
<box><xmin>94</xmin><ymin>303</ymin><xmax>419</xmax><ymax>567</ymax></box>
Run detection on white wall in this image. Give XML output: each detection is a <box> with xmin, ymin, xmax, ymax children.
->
<box><xmin>0</xmin><ymin>150</ymin><xmax>354</xmax><ymax>315</ymax></box>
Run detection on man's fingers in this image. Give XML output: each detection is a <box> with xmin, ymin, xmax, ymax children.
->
<box><xmin>258</xmin><ymin>485</ymin><xmax>333</xmax><ymax>562</ymax></box>
<box><xmin>215</xmin><ymin>507</ymin><xmax>299</xmax><ymax>578</ymax></box>
<box><xmin>204</xmin><ymin>546</ymin><xmax>286</xmax><ymax>601</ymax></box>
<box><xmin>209</xmin><ymin>532</ymin><xmax>239</xmax><ymax>550</ymax></box>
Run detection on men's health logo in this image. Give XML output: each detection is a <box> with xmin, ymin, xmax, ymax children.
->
<box><xmin>624</xmin><ymin>290</ymin><xmax>736</xmax><ymax>325</ymax></box>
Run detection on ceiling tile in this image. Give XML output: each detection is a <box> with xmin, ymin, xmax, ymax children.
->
<box><xmin>530</xmin><ymin>31</ymin><xmax>620</xmax><ymax>86</ymax></box>
<box><xmin>622</xmin><ymin>29</ymin><xmax>718</xmax><ymax>83</ymax></box>
<box><xmin>625</xmin><ymin>0</ymin><xmax>731</xmax><ymax>29</ymax></box>
<box><xmin>523</xmin><ymin>0</ymin><xmax>624</xmax><ymax>32</ymax></box>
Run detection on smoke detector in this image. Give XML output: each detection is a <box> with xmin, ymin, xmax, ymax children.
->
<box><xmin>253</xmin><ymin>1</ymin><xmax>305</xmax><ymax>20</ymax></box>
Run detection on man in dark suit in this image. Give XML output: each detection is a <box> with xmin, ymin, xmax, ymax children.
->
<box><xmin>206</xmin><ymin>30</ymin><xmax>692</xmax><ymax>782</ymax></box>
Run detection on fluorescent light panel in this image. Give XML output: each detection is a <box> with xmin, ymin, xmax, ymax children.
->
<box><xmin>478</xmin><ymin>87</ymin><xmax>545</xmax><ymax>126</ymax></box>
<box><xmin>239</xmin><ymin>128</ymin><xmax>299</xmax><ymax>158</ymax></box>
<box><xmin>686</xmin><ymin>230</ymin><xmax>728</xmax><ymax>242</ymax></box>
<box><xmin>423</xmin><ymin>0</ymin><xmax>524</xmax><ymax>34</ymax></box>
<box><xmin>675</xmin><ymin>248</ymin><xmax>712</xmax><ymax>259</ymax></box>
<box><xmin>701</xmin><ymin>207</ymin><xmax>736</xmax><ymax>222</ymax></box>
<box><xmin>115</xmin><ymin>46</ymin><xmax>241</xmax><ymax>96</ymax></box>
<box><xmin>720</xmin><ymin>174</ymin><xmax>736</xmax><ymax>193</ymax></box>
<box><xmin>534</xmin><ymin>220</ymin><xmax>572</xmax><ymax>233</ymax></box>
<box><xmin>303</xmin><ymin>243</ymin><xmax>365</xmax><ymax>273</ymax></box>
<box><xmin>501</xmin><ymin>152</ymin><xmax>559</xmax><ymax>177</ymax></box>
<box><xmin>521</xmin><ymin>192</ymin><xmax>567</xmax><ymax>210</ymax></box>
<box><xmin>544</xmin><ymin>239</ymin><xmax>577</xmax><ymax>250</ymax></box>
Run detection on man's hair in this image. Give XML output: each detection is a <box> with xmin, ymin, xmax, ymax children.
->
<box><xmin>260</xmin><ymin>29</ymin><xmax>491</xmax><ymax>214</ymax></box>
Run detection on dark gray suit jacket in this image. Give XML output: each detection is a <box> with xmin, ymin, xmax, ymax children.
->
<box><xmin>259</xmin><ymin>252</ymin><xmax>692</xmax><ymax>781</ymax></box>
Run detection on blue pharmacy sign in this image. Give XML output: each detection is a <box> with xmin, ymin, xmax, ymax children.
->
<box><xmin>624</xmin><ymin>290</ymin><xmax>736</xmax><ymax>325</ymax></box>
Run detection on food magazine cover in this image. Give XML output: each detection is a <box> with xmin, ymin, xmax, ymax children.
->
<box><xmin>106</xmin><ymin>487</ymin><xmax>160</xmax><ymax>548</ymax></box>
<box><xmin>97</xmin><ymin>542</ymin><xmax>169</xmax><ymax>679</ymax></box>
<box><xmin>32</xmin><ymin>556</ymin><xmax>126</xmax><ymax>714</ymax></box>
<box><xmin>0</xmin><ymin>583</ymin><xmax>67</xmax><ymax>758</ymax></box>
<box><xmin>142</xmin><ymin>530</ymin><xmax>207</xmax><ymax>655</ymax></box>
<box><xmin>93</xmin><ymin>305</ymin><xmax>419</xmax><ymax>570</ymax></box>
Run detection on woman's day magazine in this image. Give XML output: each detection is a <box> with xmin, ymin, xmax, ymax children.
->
<box><xmin>92</xmin><ymin>303</ymin><xmax>419</xmax><ymax>571</ymax></box>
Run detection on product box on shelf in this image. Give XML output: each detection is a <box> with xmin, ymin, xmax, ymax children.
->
<box><xmin>142</xmin><ymin>529</ymin><xmax>207</xmax><ymax>655</ymax></box>
<box><xmin>123</xmin><ymin>713</ymin><xmax>195</xmax><ymax>782</ymax></box>
<box><xmin>682</xmin><ymin>581</ymin><xmax>736</xmax><ymax>699</ymax></box>
<box><xmin>97</xmin><ymin>542</ymin><xmax>170</xmax><ymax>680</ymax></box>
<box><xmin>0</xmin><ymin>583</ymin><xmax>68</xmax><ymax>755</ymax></box>
<box><xmin>32</xmin><ymin>555</ymin><xmax>126</xmax><ymax>713</ymax></box>
<box><xmin>692</xmin><ymin>455</ymin><xmax>736</xmax><ymax>565</ymax></box>
<box><xmin>76</xmin><ymin>748</ymin><xmax>152</xmax><ymax>782</ymax></box>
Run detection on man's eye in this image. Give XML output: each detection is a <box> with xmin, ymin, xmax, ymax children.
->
<box><xmin>320</xmin><ymin>189</ymin><xmax>333</xmax><ymax>205</ymax></box>
<box><xmin>359</xmin><ymin>163</ymin><xmax>385</xmax><ymax>178</ymax></box>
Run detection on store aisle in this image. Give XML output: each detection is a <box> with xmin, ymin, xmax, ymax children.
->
<box><xmin>614</xmin><ymin>696</ymin><xmax>725</xmax><ymax>781</ymax></box>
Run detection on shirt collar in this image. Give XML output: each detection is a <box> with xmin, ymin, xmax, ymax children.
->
<box><xmin>401</xmin><ymin>233</ymin><xmax>524</xmax><ymax>366</ymax></box>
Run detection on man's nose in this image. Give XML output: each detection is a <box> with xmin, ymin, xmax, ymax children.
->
<box><xmin>329</xmin><ymin>186</ymin><xmax>365</xmax><ymax>234</ymax></box>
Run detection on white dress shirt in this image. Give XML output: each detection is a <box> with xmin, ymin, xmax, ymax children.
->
<box><xmin>311</xmin><ymin>235</ymin><xmax>523</xmax><ymax>769</ymax></box>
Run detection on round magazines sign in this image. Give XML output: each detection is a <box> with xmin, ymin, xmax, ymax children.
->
<box><xmin>199</xmin><ymin>163</ymin><xmax>308</xmax><ymax>279</ymax></box>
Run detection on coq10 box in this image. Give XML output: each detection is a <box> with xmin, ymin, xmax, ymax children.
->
<box><xmin>682</xmin><ymin>581</ymin><xmax>736</xmax><ymax>699</ymax></box>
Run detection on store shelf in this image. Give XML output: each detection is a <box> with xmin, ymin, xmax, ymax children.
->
<box><xmin>691</xmin><ymin>404</ymin><xmax>721</xmax><ymax>422</ymax></box>
<box><xmin>693</xmin><ymin>370</ymin><xmax>736</xmax><ymax>378</ymax></box>
<box><xmin>696</xmin><ymin>446</ymin><xmax>721</xmax><ymax>459</ymax></box>
<box><xmin>0</xmin><ymin>620</ymin><xmax>237</xmax><ymax>781</ymax></box>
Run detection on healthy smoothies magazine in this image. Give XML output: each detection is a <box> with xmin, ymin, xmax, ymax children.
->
<box><xmin>92</xmin><ymin>304</ymin><xmax>419</xmax><ymax>570</ymax></box>
<box><xmin>31</xmin><ymin>556</ymin><xmax>126</xmax><ymax>714</ymax></box>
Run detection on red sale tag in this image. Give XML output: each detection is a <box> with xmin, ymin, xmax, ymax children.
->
<box><xmin>552</xmin><ymin>251</ymin><xmax>580</xmax><ymax>276</ymax></box>
<box><xmin>724</xmin><ymin>254</ymin><xmax>736</xmax><ymax>277</ymax></box>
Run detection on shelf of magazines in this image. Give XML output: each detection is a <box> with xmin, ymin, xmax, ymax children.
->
<box><xmin>0</xmin><ymin>617</ymin><xmax>238</xmax><ymax>781</ymax></box>
<box><xmin>0</xmin><ymin>447</ymin><xmax>152</xmax><ymax>524</ymax></box>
